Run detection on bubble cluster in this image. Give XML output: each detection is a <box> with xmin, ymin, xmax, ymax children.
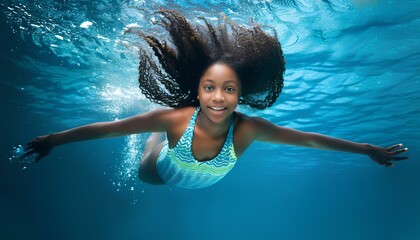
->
<box><xmin>9</xmin><ymin>144</ymin><xmax>32</xmax><ymax>170</ymax></box>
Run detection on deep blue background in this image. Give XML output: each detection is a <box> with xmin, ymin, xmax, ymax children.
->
<box><xmin>1</xmin><ymin>1</ymin><xmax>419</xmax><ymax>239</ymax></box>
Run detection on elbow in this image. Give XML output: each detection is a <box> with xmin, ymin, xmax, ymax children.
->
<box><xmin>304</xmin><ymin>132</ymin><xmax>323</xmax><ymax>148</ymax></box>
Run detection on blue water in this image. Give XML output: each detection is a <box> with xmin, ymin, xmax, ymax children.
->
<box><xmin>1</xmin><ymin>0</ymin><xmax>419</xmax><ymax>239</ymax></box>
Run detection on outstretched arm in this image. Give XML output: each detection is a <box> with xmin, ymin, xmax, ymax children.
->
<box><xmin>251</xmin><ymin>117</ymin><xmax>408</xmax><ymax>167</ymax></box>
<box><xmin>22</xmin><ymin>109</ymin><xmax>172</xmax><ymax>162</ymax></box>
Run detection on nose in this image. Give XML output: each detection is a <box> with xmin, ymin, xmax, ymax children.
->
<box><xmin>212</xmin><ymin>89</ymin><xmax>225</xmax><ymax>102</ymax></box>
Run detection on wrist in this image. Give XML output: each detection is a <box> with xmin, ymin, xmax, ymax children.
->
<box><xmin>46</xmin><ymin>133</ymin><xmax>58</xmax><ymax>147</ymax></box>
<box><xmin>362</xmin><ymin>143</ymin><xmax>375</xmax><ymax>155</ymax></box>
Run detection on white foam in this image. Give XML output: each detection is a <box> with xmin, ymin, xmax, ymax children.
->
<box><xmin>97</xmin><ymin>35</ymin><xmax>110</xmax><ymax>42</ymax></box>
<box><xmin>126</xmin><ymin>23</ymin><xmax>140</xmax><ymax>28</ymax></box>
<box><xmin>80</xmin><ymin>21</ymin><xmax>93</xmax><ymax>29</ymax></box>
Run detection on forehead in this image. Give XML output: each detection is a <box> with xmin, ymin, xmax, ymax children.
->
<box><xmin>200</xmin><ymin>63</ymin><xmax>240</xmax><ymax>84</ymax></box>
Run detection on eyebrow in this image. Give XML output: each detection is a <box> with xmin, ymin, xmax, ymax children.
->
<box><xmin>203</xmin><ymin>79</ymin><xmax>238</xmax><ymax>84</ymax></box>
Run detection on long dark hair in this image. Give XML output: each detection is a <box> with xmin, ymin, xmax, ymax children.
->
<box><xmin>130</xmin><ymin>9</ymin><xmax>285</xmax><ymax>110</ymax></box>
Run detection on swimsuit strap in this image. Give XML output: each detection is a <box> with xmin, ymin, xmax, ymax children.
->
<box><xmin>181</xmin><ymin>107</ymin><xmax>201</xmax><ymax>143</ymax></box>
<box><xmin>188</xmin><ymin>106</ymin><xmax>201</xmax><ymax>130</ymax></box>
<box><xmin>227</xmin><ymin>112</ymin><xmax>235</xmax><ymax>141</ymax></box>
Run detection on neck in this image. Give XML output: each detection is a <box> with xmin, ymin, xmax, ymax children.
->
<box><xmin>196</xmin><ymin>111</ymin><xmax>232</xmax><ymax>138</ymax></box>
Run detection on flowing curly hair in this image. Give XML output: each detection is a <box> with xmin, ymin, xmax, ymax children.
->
<box><xmin>131</xmin><ymin>9</ymin><xmax>285</xmax><ymax>110</ymax></box>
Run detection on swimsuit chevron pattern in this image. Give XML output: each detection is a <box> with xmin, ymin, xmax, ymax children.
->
<box><xmin>156</xmin><ymin>107</ymin><xmax>237</xmax><ymax>189</ymax></box>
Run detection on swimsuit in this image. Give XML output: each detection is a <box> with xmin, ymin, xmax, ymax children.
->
<box><xmin>156</xmin><ymin>107</ymin><xmax>237</xmax><ymax>189</ymax></box>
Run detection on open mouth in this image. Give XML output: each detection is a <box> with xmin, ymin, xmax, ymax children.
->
<box><xmin>208</xmin><ymin>106</ymin><xmax>227</xmax><ymax>111</ymax></box>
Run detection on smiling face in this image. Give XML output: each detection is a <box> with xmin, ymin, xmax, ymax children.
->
<box><xmin>197</xmin><ymin>63</ymin><xmax>241</xmax><ymax>124</ymax></box>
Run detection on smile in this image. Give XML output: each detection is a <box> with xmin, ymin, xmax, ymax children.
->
<box><xmin>209</xmin><ymin>106</ymin><xmax>227</xmax><ymax>111</ymax></box>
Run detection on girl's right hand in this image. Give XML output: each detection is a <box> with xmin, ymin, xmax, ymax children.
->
<box><xmin>21</xmin><ymin>135</ymin><xmax>53</xmax><ymax>163</ymax></box>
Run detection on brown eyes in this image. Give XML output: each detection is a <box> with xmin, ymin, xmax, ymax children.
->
<box><xmin>225</xmin><ymin>87</ymin><xmax>235</xmax><ymax>93</ymax></box>
<box><xmin>204</xmin><ymin>85</ymin><xmax>214</xmax><ymax>91</ymax></box>
<box><xmin>203</xmin><ymin>85</ymin><xmax>236</xmax><ymax>93</ymax></box>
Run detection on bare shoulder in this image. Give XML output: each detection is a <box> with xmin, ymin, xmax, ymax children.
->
<box><xmin>152</xmin><ymin>106</ymin><xmax>196</xmax><ymax>131</ymax></box>
<box><xmin>234</xmin><ymin>112</ymin><xmax>270</xmax><ymax>133</ymax></box>
<box><xmin>159</xmin><ymin>106</ymin><xmax>195</xmax><ymax>123</ymax></box>
<box><xmin>233</xmin><ymin>112</ymin><xmax>285</xmax><ymax>156</ymax></box>
<box><xmin>232</xmin><ymin>111</ymin><xmax>269</xmax><ymax>156</ymax></box>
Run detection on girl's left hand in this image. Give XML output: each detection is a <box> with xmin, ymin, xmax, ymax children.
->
<box><xmin>368</xmin><ymin>143</ymin><xmax>408</xmax><ymax>167</ymax></box>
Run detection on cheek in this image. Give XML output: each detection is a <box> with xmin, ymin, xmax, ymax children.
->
<box><xmin>197</xmin><ymin>90</ymin><xmax>206</xmax><ymax>100</ymax></box>
<box><xmin>229</xmin><ymin>94</ymin><xmax>240</xmax><ymax>104</ymax></box>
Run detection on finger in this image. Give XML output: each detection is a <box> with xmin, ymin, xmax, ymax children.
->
<box><xmin>390</xmin><ymin>156</ymin><xmax>408</xmax><ymax>161</ymax></box>
<box><xmin>377</xmin><ymin>160</ymin><xmax>393</xmax><ymax>167</ymax></box>
<box><xmin>385</xmin><ymin>162</ymin><xmax>394</xmax><ymax>167</ymax></box>
<box><xmin>20</xmin><ymin>149</ymin><xmax>36</xmax><ymax>159</ymax></box>
<box><xmin>35</xmin><ymin>154</ymin><xmax>44</xmax><ymax>163</ymax></box>
<box><xmin>390</xmin><ymin>148</ymin><xmax>408</xmax><ymax>155</ymax></box>
<box><xmin>387</xmin><ymin>144</ymin><xmax>403</xmax><ymax>151</ymax></box>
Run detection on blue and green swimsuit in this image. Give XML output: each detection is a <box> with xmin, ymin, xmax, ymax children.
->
<box><xmin>156</xmin><ymin>107</ymin><xmax>237</xmax><ymax>189</ymax></box>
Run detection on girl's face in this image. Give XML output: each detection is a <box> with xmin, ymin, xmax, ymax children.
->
<box><xmin>197</xmin><ymin>63</ymin><xmax>241</xmax><ymax>124</ymax></box>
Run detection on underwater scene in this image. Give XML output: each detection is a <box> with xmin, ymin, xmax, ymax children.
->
<box><xmin>1</xmin><ymin>0</ymin><xmax>419</xmax><ymax>239</ymax></box>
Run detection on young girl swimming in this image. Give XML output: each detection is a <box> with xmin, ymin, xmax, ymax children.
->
<box><xmin>22</xmin><ymin>10</ymin><xmax>408</xmax><ymax>189</ymax></box>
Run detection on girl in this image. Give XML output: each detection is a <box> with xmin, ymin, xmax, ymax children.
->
<box><xmin>22</xmin><ymin>10</ymin><xmax>408</xmax><ymax>189</ymax></box>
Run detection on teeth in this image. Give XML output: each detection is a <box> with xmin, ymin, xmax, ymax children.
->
<box><xmin>210</xmin><ymin>107</ymin><xmax>226</xmax><ymax>111</ymax></box>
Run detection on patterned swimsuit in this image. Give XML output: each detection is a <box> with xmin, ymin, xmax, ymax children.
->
<box><xmin>156</xmin><ymin>107</ymin><xmax>237</xmax><ymax>189</ymax></box>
